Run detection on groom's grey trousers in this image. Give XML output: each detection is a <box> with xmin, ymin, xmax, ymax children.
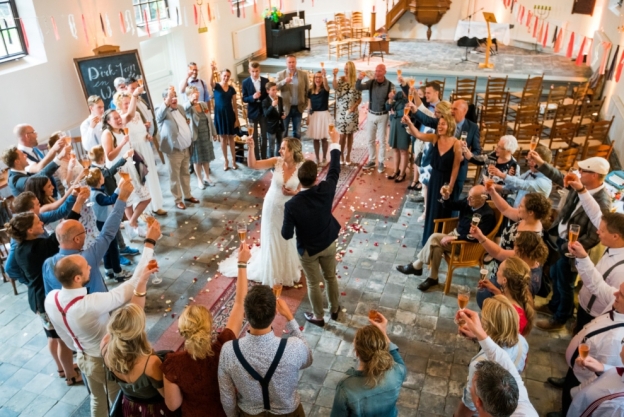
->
<box><xmin>300</xmin><ymin>242</ymin><xmax>340</xmax><ymax>319</ymax></box>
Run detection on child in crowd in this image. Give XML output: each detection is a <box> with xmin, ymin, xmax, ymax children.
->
<box><xmin>262</xmin><ymin>82</ymin><xmax>285</xmax><ymax>158</ymax></box>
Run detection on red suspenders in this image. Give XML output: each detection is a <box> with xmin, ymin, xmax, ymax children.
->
<box><xmin>54</xmin><ymin>292</ymin><xmax>85</xmax><ymax>352</ymax></box>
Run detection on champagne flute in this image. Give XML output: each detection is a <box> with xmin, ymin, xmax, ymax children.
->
<box><xmin>467</xmin><ymin>213</ymin><xmax>481</xmax><ymax>239</ymax></box>
<box><xmin>563</xmin><ymin>170</ymin><xmax>578</xmax><ymax>188</ymax></box>
<box><xmin>578</xmin><ymin>338</ymin><xmax>590</xmax><ymax>360</ymax></box>
<box><xmin>455</xmin><ymin>286</ymin><xmax>471</xmax><ymax>331</ymax></box>
<box><xmin>460</xmin><ymin>131</ymin><xmax>468</xmax><ymax>143</ymax></box>
<box><xmin>148</xmin><ymin>258</ymin><xmax>161</xmax><ymax>284</ymax></box>
<box><xmin>328</xmin><ymin>122</ymin><xmax>336</xmax><ymax>135</ymax></box>
<box><xmin>479</xmin><ymin>268</ymin><xmax>489</xmax><ymax>281</ymax></box>
<box><xmin>396</xmin><ymin>69</ymin><xmax>402</xmax><ymax>77</ymax></box>
<box><xmin>237</xmin><ymin>222</ymin><xmax>247</xmax><ymax>241</ymax></box>
<box><xmin>368</xmin><ymin>309</ymin><xmax>380</xmax><ymax>322</ymax></box>
<box><xmin>138</xmin><ymin>76</ymin><xmax>144</xmax><ymax>87</ymax></box>
<box><xmin>247</xmin><ymin>123</ymin><xmax>255</xmax><ymax>139</ymax></box>
<box><xmin>565</xmin><ymin>224</ymin><xmax>581</xmax><ymax>258</ymax></box>
<box><xmin>272</xmin><ymin>284</ymin><xmax>283</xmax><ymax>299</ymax></box>
<box><xmin>529</xmin><ymin>136</ymin><xmax>539</xmax><ymax>151</ymax></box>
<box><xmin>438</xmin><ymin>182</ymin><xmax>450</xmax><ymax>203</ymax></box>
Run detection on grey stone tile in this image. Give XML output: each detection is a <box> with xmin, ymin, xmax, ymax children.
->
<box><xmin>315</xmin><ymin>387</ymin><xmax>336</xmax><ymax>408</ymax></box>
<box><xmin>300</xmin><ymin>367</ymin><xmax>329</xmax><ymax>386</ymax></box>
<box><xmin>16</xmin><ymin>395</ymin><xmax>56</xmax><ymax>417</ymax></box>
<box><xmin>422</xmin><ymin>375</ymin><xmax>449</xmax><ymax>397</ymax></box>
<box><xmin>43</xmin><ymin>401</ymin><xmax>78</xmax><ymax>417</ymax></box>
<box><xmin>22</xmin><ymin>372</ymin><xmax>55</xmax><ymax>394</ymax></box>
<box><xmin>426</xmin><ymin>360</ymin><xmax>452</xmax><ymax>378</ymax></box>
<box><xmin>397</xmin><ymin>387</ymin><xmax>420</xmax><ymax>409</ymax></box>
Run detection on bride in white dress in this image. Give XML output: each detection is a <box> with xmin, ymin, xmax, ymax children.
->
<box><xmin>218</xmin><ymin>137</ymin><xmax>303</xmax><ymax>287</ymax></box>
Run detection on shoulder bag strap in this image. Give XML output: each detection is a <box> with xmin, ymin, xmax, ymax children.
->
<box><xmin>586</xmin><ymin>259</ymin><xmax>624</xmax><ymax>314</ymax></box>
<box><xmin>232</xmin><ymin>338</ymin><xmax>288</xmax><ymax>411</ymax></box>
<box><xmin>570</xmin><ymin>322</ymin><xmax>624</xmax><ymax>367</ymax></box>
<box><xmin>54</xmin><ymin>292</ymin><xmax>86</xmax><ymax>352</ymax></box>
<box><xmin>580</xmin><ymin>391</ymin><xmax>624</xmax><ymax>417</ymax></box>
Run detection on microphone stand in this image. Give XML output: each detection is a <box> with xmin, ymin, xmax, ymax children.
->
<box><xmin>456</xmin><ymin>6</ymin><xmax>485</xmax><ymax>65</ymax></box>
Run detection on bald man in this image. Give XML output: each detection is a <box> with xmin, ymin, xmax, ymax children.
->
<box><xmin>396</xmin><ymin>185</ymin><xmax>496</xmax><ymax>292</ymax></box>
<box><xmin>408</xmin><ymin>98</ymin><xmax>481</xmax><ymax>194</ymax></box>
<box><xmin>356</xmin><ymin>64</ymin><xmax>395</xmax><ymax>173</ymax></box>
<box><xmin>42</xmin><ymin>180</ymin><xmax>134</xmax><ymax>294</ymax></box>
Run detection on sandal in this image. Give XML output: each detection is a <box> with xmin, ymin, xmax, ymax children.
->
<box><xmin>66</xmin><ymin>374</ymin><xmax>84</xmax><ymax>386</ymax></box>
<box><xmin>58</xmin><ymin>365</ymin><xmax>80</xmax><ymax>379</ymax></box>
<box><xmin>223</xmin><ymin>163</ymin><xmax>230</xmax><ymax>171</ymax></box>
<box><xmin>395</xmin><ymin>173</ymin><xmax>406</xmax><ymax>183</ymax></box>
<box><xmin>387</xmin><ymin>171</ymin><xmax>399</xmax><ymax>180</ymax></box>
<box><xmin>232</xmin><ymin>163</ymin><xmax>239</xmax><ymax>170</ymax></box>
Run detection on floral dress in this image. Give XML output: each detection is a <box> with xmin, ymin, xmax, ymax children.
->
<box><xmin>335</xmin><ymin>79</ymin><xmax>361</xmax><ymax>134</ymax></box>
<box><xmin>59</xmin><ymin>161</ymin><xmax>98</xmax><ymax>250</ymax></box>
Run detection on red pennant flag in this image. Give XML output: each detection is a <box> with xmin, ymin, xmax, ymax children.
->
<box><xmin>254</xmin><ymin>0</ymin><xmax>257</xmax><ymax>14</ymax></box>
<box><xmin>143</xmin><ymin>9</ymin><xmax>151</xmax><ymax>37</ymax></box>
<box><xmin>229</xmin><ymin>0</ymin><xmax>234</xmax><ymax>14</ymax></box>
<box><xmin>242</xmin><ymin>2</ymin><xmax>246</xmax><ymax>18</ymax></box>
<box><xmin>576</xmin><ymin>36</ymin><xmax>586</xmax><ymax>65</ymax></box>
<box><xmin>280</xmin><ymin>0</ymin><xmax>283</xmax><ymax>11</ymax></box>
<box><xmin>537</xmin><ymin>20</ymin><xmax>543</xmax><ymax>40</ymax></box>
<box><xmin>19</xmin><ymin>18</ymin><xmax>29</xmax><ymax>52</ymax></box>
<box><xmin>616</xmin><ymin>49</ymin><xmax>624</xmax><ymax>82</ymax></box>
<box><xmin>599</xmin><ymin>42</ymin><xmax>611</xmax><ymax>74</ymax></box>
<box><xmin>542</xmin><ymin>23</ymin><xmax>549</xmax><ymax>47</ymax></box>
<box><xmin>81</xmin><ymin>14</ymin><xmax>90</xmax><ymax>44</ymax></box>
<box><xmin>518</xmin><ymin>5</ymin><xmax>525</xmax><ymax>23</ymax></box>
<box><xmin>193</xmin><ymin>5</ymin><xmax>198</xmax><ymax>25</ymax></box>
<box><xmin>554</xmin><ymin>27</ymin><xmax>563</xmax><ymax>53</ymax></box>
<box><xmin>207</xmin><ymin>4</ymin><xmax>212</xmax><ymax>21</ymax></box>
<box><xmin>566</xmin><ymin>32</ymin><xmax>575</xmax><ymax>59</ymax></box>
<box><xmin>51</xmin><ymin>16</ymin><xmax>60</xmax><ymax>40</ymax></box>
<box><xmin>119</xmin><ymin>12</ymin><xmax>126</xmax><ymax>34</ymax></box>
<box><xmin>526</xmin><ymin>10</ymin><xmax>532</xmax><ymax>28</ymax></box>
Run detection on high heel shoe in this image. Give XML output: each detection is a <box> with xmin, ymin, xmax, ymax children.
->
<box><xmin>387</xmin><ymin>171</ymin><xmax>399</xmax><ymax>180</ymax></box>
<box><xmin>395</xmin><ymin>173</ymin><xmax>406</xmax><ymax>183</ymax></box>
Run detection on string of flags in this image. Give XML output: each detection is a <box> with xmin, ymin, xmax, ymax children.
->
<box><xmin>502</xmin><ymin>0</ymin><xmax>622</xmax><ymax>81</ymax></box>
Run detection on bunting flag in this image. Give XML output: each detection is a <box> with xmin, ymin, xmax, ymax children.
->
<box><xmin>254</xmin><ymin>0</ymin><xmax>257</xmax><ymax>14</ymax></box>
<box><xmin>532</xmin><ymin>16</ymin><xmax>538</xmax><ymax>38</ymax></box>
<box><xmin>99</xmin><ymin>13</ymin><xmax>106</xmax><ymax>36</ymax></box>
<box><xmin>183</xmin><ymin>6</ymin><xmax>189</xmax><ymax>26</ymax></box>
<box><xmin>237</xmin><ymin>0</ymin><xmax>241</xmax><ymax>17</ymax></box>
<box><xmin>575</xmin><ymin>36</ymin><xmax>586</xmax><ymax>65</ymax></box>
<box><xmin>51</xmin><ymin>16</ymin><xmax>60</xmax><ymax>40</ymax></box>
<box><xmin>242</xmin><ymin>1</ymin><xmax>246</xmax><ymax>18</ymax></box>
<box><xmin>229</xmin><ymin>0</ymin><xmax>234</xmax><ymax>14</ymax></box>
<box><xmin>68</xmin><ymin>14</ymin><xmax>78</xmax><ymax>39</ymax></box>
<box><xmin>81</xmin><ymin>14</ymin><xmax>89</xmax><ymax>44</ymax></box>
<box><xmin>566</xmin><ymin>32</ymin><xmax>575</xmax><ymax>59</ymax></box>
<box><xmin>176</xmin><ymin>7</ymin><xmax>180</xmax><ymax>25</ymax></box>
<box><xmin>518</xmin><ymin>5</ymin><xmax>525</xmax><ymax>23</ymax></box>
<box><xmin>598</xmin><ymin>42</ymin><xmax>612</xmax><ymax>74</ymax></box>
<box><xmin>616</xmin><ymin>50</ymin><xmax>624</xmax><ymax>82</ymax></box>
<box><xmin>511</xmin><ymin>0</ymin><xmax>515</xmax><ymax>12</ymax></box>
<box><xmin>125</xmin><ymin>10</ymin><xmax>135</xmax><ymax>34</ymax></box>
<box><xmin>607</xmin><ymin>45</ymin><xmax>620</xmax><ymax>80</ymax></box>
<box><xmin>542</xmin><ymin>23</ymin><xmax>548</xmax><ymax>48</ymax></box>
<box><xmin>207</xmin><ymin>4</ymin><xmax>212</xmax><ymax>21</ymax></box>
<box><xmin>280</xmin><ymin>0</ymin><xmax>283</xmax><ymax>12</ymax></box>
<box><xmin>194</xmin><ymin>5</ymin><xmax>198</xmax><ymax>25</ymax></box>
<box><xmin>19</xmin><ymin>18</ymin><xmax>29</xmax><ymax>52</ymax></box>
<box><xmin>526</xmin><ymin>10</ymin><xmax>532</xmax><ymax>28</ymax></box>
<box><xmin>552</xmin><ymin>26</ymin><xmax>558</xmax><ymax>44</ymax></box>
<box><xmin>537</xmin><ymin>20</ymin><xmax>543</xmax><ymax>41</ymax></box>
<box><xmin>119</xmin><ymin>12</ymin><xmax>126</xmax><ymax>34</ymax></box>
<box><xmin>554</xmin><ymin>26</ymin><xmax>563</xmax><ymax>53</ymax></box>
<box><xmin>143</xmin><ymin>9</ymin><xmax>151</xmax><ymax>36</ymax></box>
<box><xmin>585</xmin><ymin>39</ymin><xmax>593</xmax><ymax>67</ymax></box>
<box><xmin>105</xmin><ymin>14</ymin><xmax>112</xmax><ymax>36</ymax></box>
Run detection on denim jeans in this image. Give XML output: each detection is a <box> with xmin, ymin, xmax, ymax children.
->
<box><xmin>548</xmin><ymin>238</ymin><xmax>575</xmax><ymax>324</ymax></box>
<box><xmin>267</xmin><ymin>131</ymin><xmax>282</xmax><ymax>158</ymax></box>
<box><xmin>283</xmin><ymin>107</ymin><xmax>302</xmax><ymax>139</ymax></box>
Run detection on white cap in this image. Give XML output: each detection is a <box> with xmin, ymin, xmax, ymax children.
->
<box><xmin>577</xmin><ymin>157</ymin><xmax>610</xmax><ymax>175</ymax></box>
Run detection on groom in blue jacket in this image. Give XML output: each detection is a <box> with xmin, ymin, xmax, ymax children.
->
<box><xmin>282</xmin><ymin>133</ymin><xmax>341</xmax><ymax>327</ymax></box>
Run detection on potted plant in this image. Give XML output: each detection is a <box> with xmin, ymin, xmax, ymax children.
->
<box><xmin>262</xmin><ymin>7</ymin><xmax>283</xmax><ymax>29</ymax></box>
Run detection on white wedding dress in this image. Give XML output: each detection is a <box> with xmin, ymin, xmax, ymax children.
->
<box><xmin>219</xmin><ymin>158</ymin><xmax>302</xmax><ymax>287</ymax></box>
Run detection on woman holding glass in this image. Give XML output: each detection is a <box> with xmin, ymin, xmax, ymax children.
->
<box><xmin>332</xmin><ymin>61</ymin><xmax>361</xmax><ymax>165</ymax></box>
<box><xmin>462</xmin><ymin>135</ymin><xmax>519</xmax><ymax>191</ymax></box>
<box><xmin>210</xmin><ymin>63</ymin><xmax>239</xmax><ymax>171</ymax></box>
<box><xmin>184</xmin><ymin>85</ymin><xmax>217</xmax><ymax>189</ymax></box>
<box><xmin>403</xmin><ymin>110</ymin><xmax>462</xmax><ymax>245</ymax></box>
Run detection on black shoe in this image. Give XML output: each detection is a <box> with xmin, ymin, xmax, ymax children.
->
<box><xmin>411</xmin><ymin>194</ymin><xmax>425</xmax><ymax>203</ymax></box>
<box><xmin>331</xmin><ymin>306</ymin><xmax>341</xmax><ymax>321</ymax></box>
<box><xmin>304</xmin><ymin>312</ymin><xmax>325</xmax><ymax>327</ymax></box>
<box><xmin>396</xmin><ymin>264</ymin><xmax>422</xmax><ymax>276</ymax></box>
<box><xmin>418</xmin><ymin>278</ymin><xmax>439</xmax><ymax>292</ymax></box>
<box><xmin>547</xmin><ymin>377</ymin><xmax>566</xmax><ymax>389</ymax></box>
<box><xmin>546</xmin><ymin>412</ymin><xmax>563</xmax><ymax>417</ymax></box>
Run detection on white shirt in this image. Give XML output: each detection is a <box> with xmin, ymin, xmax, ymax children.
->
<box><xmin>44</xmin><ymin>248</ymin><xmax>152</xmax><ymax>357</ymax></box>
<box><xmin>565</xmin><ymin>310</ymin><xmax>624</xmax><ymax>385</ymax></box>
<box><xmin>478</xmin><ymin>337</ymin><xmax>538</xmax><ymax>416</ymax></box>
<box><xmin>569</xmin><ymin>367</ymin><xmax>624</xmax><ymax>416</ymax></box>
<box><xmin>80</xmin><ymin>117</ymin><xmax>103</xmax><ymax>151</ymax></box>
<box><xmin>170</xmin><ymin>107</ymin><xmax>192</xmax><ymax>149</ymax></box>
<box><xmin>558</xmin><ymin>184</ymin><xmax>606</xmax><ymax>239</ymax></box>
<box><xmin>251</xmin><ymin>76</ymin><xmax>261</xmax><ymax>93</ymax></box>
<box><xmin>17</xmin><ymin>144</ymin><xmax>39</xmax><ymax>169</ymax></box>
<box><xmin>136</xmin><ymin>100</ymin><xmax>155</xmax><ymax>136</ymax></box>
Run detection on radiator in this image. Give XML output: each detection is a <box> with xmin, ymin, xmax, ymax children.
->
<box><xmin>232</xmin><ymin>22</ymin><xmax>265</xmax><ymax>59</ymax></box>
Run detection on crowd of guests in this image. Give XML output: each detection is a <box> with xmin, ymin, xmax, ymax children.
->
<box><xmin>2</xmin><ymin>53</ymin><xmax>624</xmax><ymax>417</ymax></box>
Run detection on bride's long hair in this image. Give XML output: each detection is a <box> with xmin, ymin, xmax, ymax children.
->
<box><xmin>283</xmin><ymin>137</ymin><xmax>304</xmax><ymax>163</ymax></box>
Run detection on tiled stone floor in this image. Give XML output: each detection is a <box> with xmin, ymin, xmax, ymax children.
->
<box><xmin>0</xmin><ymin>139</ymin><xmax>572</xmax><ymax>416</ymax></box>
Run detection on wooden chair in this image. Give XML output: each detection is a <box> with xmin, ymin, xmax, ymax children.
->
<box><xmin>0</xmin><ymin>228</ymin><xmax>17</xmax><ymax>296</ymax></box>
<box><xmin>340</xmin><ymin>20</ymin><xmax>361</xmax><ymax>58</ymax></box>
<box><xmin>546</xmin><ymin>122</ymin><xmax>577</xmax><ymax>152</ymax></box>
<box><xmin>540</xmin><ymin>84</ymin><xmax>570</xmax><ymax>120</ymax></box>
<box><xmin>434</xmin><ymin>201</ymin><xmax>503</xmax><ymax>294</ymax></box>
<box><xmin>581</xmin><ymin>142</ymin><xmax>613</xmax><ymax>160</ymax></box>
<box><xmin>451</xmin><ymin>77</ymin><xmax>477</xmax><ymax>104</ymax></box>
<box><xmin>326</xmin><ymin>21</ymin><xmax>350</xmax><ymax>60</ymax></box>
<box><xmin>334</xmin><ymin>13</ymin><xmax>346</xmax><ymax>26</ymax></box>
<box><xmin>480</xmin><ymin>123</ymin><xmax>506</xmax><ymax>151</ymax></box>
<box><xmin>425</xmin><ymin>78</ymin><xmax>446</xmax><ymax>100</ymax></box>
<box><xmin>541</xmin><ymin>102</ymin><xmax>577</xmax><ymax>134</ymax></box>
<box><xmin>479</xmin><ymin>93</ymin><xmax>508</xmax><ymax>128</ymax></box>
<box><xmin>572</xmin><ymin>117</ymin><xmax>615</xmax><ymax>148</ymax></box>
<box><xmin>476</xmin><ymin>76</ymin><xmax>508</xmax><ymax>107</ymax></box>
<box><xmin>573</xmin><ymin>98</ymin><xmax>605</xmax><ymax>135</ymax></box>
<box><xmin>509</xmin><ymin>74</ymin><xmax>544</xmax><ymax>107</ymax></box>
<box><xmin>553</xmin><ymin>147</ymin><xmax>580</xmax><ymax>171</ymax></box>
<box><xmin>351</xmin><ymin>12</ymin><xmax>369</xmax><ymax>38</ymax></box>
<box><xmin>564</xmin><ymin>81</ymin><xmax>591</xmax><ymax>105</ymax></box>
<box><xmin>507</xmin><ymin>105</ymin><xmax>539</xmax><ymax>134</ymax></box>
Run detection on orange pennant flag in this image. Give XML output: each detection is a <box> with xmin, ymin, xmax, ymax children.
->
<box><xmin>542</xmin><ymin>23</ymin><xmax>549</xmax><ymax>47</ymax></box>
<box><xmin>566</xmin><ymin>32</ymin><xmax>575</xmax><ymax>59</ymax></box>
<box><xmin>576</xmin><ymin>36</ymin><xmax>587</xmax><ymax>65</ymax></box>
<box><xmin>537</xmin><ymin>20</ymin><xmax>543</xmax><ymax>41</ymax></box>
<box><xmin>554</xmin><ymin>27</ymin><xmax>563</xmax><ymax>53</ymax></box>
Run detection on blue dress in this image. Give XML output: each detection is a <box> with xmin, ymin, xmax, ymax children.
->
<box><xmin>213</xmin><ymin>83</ymin><xmax>237</xmax><ymax>135</ymax></box>
<box><xmin>422</xmin><ymin>140</ymin><xmax>460</xmax><ymax>246</ymax></box>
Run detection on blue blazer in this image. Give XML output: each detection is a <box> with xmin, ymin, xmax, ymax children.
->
<box><xmin>282</xmin><ymin>148</ymin><xmax>341</xmax><ymax>256</ymax></box>
<box><xmin>242</xmin><ymin>76</ymin><xmax>269</xmax><ymax>121</ymax></box>
<box><xmin>8</xmin><ymin>160</ymin><xmax>60</xmax><ymax>197</ymax></box>
<box><xmin>413</xmin><ymin>112</ymin><xmax>481</xmax><ymax>187</ymax></box>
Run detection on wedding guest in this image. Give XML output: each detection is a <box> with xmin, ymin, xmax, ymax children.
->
<box><xmin>330</xmin><ymin>312</ymin><xmax>406</xmax><ymax>417</ymax></box>
<box><xmin>45</xmin><ymin>223</ymin><xmax>160</xmax><ymax>417</ymax></box>
<box><xmin>184</xmin><ymin>85</ymin><xmax>217</xmax><ymax>189</ymax></box>
<box><xmin>210</xmin><ymin>63</ymin><xmax>240</xmax><ymax>171</ymax></box>
<box><xmin>109</xmin><ymin>77</ymin><xmax>127</xmax><ymax>109</ymax></box>
<box><xmin>526</xmin><ymin>153</ymin><xmax>611</xmax><ymax>331</ymax></box>
<box><xmin>5</xmin><ymin>139</ymin><xmax>66</xmax><ymax>196</ymax></box>
<box><xmin>262</xmin><ymin>82</ymin><xmax>285</xmax><ymax>158</ymax></box>
<box><xmin>101</xmin><ymin>304</ymin><xmax>177</xmax><ymax>417</ymax></box>
<box><xmin>457</xmin><ymin>309</ymin><xmax>539</xmax><ymax>416</ymax></box>
<box><xmin>162</xmin><ymin>243</ymin><xmax>249</xmax><ymax>417</ymax></box>
<box><xmin>306</xmin><ymin>70</ymin><xmax>332</xmax><ymax>166</ymax></box>
<box><xmin>218</xmin><ymin>286</ymin><xmax>312</xmax><ymax>417</ymax></box>
<box><xmin>385</xmin><ymin>89</ymin><xmax>409</xmax><ymax>183</ymax></box>
<box><xmin>463</xmin><ymin>135</ymin><xmax>519</xmax><ymax>193</ymax></box>
<box><xmin>156</xmin><ymin>88</ymin><xmax>200</xmax><ymax>210</ymax></box>
<box><xmin>126</xmin><ymin>77</ymin><xmax>158</xmax><ymax>138</ymax></box>
<box><xmin>395</xmin><ymin>185</ymin><xmax>495</xmax><ymax>292</ymax></box>
<box><xmin>242</xmin><ymin>61</ymin><xmax>269</xmax><ymax>159</ymax></box>
<box><xmin>356</xmin><ymin>64</ymin><xmax>394</xmax><ymax>173</ymax></box>
<box><xmin>332</xmin><ymin>61</ymin><xmax>361</xmax><ymax>165</ymax></box>
<box><xmin>276</xmin><ymin>55</ymin><xmax>310</xmax><ymax>139</ymax></box>
<box><xmin>545</xmin><ymin>282</ymin><xmax>624</xmax><ymax>416</ymax></box>
<box><xmin>80</xmin><ymin>95</ymin><xmax>105</xmax><ymax>150</ymax></box>
<box><xmin>179</xmin><ymin>61</ymin><xmax>211</xmax><ymax>106</ymax></box>
<box><xmin>455</xmin><ymin>295</ymin><xmax>529</xmax><ymax>417</ymax></box>
<box><xmin>403</xmin><ymin>111</ymin><xmax>462</xmax><ymax>245</ymax></box>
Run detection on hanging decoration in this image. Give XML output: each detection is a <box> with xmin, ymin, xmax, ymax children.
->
<box><xmin>537</xmin><ymin>20</ymin><xmax>543</xmax><ymax>41</ymax></box>
<box><xmin>542</xmin><ymin>23</ymin><xmax>548</xmax><ymax>48</ymax></box>
<box><xmin>99</xmin><ymin>13</ymin><xmax>107</xmax><ymax>36</ymax></box>
<box><xmin>616</xmin><ymin>51</ymin><xmax>624</xmax><ymax>82</ymax></box>
<box><xmin>125</xmin><ymin>10</ymin><xmax>135</xmax><ymax>35</ymax></box>
<box><xmin>216</xmin><ymin>4</ymin><xmax>221</xmax><ymax>20</ymax></box>
<box><xmin>518</xmin><ymin>5</ymin><xmax>524</xmax><ymax>23</ymax></box>
<box><xmin>575</xmin><ymin>36</ymin><xmax>586</xmax><ymax>65</ymax></box>
<box><xmin>157</xmin><ymin>7</ymin><xmax>162</xmax><ymax>31</ymax></box>
<box><xmin>36</xmin><ymin>17</ymin><xmax>45</xmax><ymax>44</ymax></box>
<box><xmin>526</xmin><ymin>10</ymin><xmax>532</xmax><ymax>28</ymax></box>
<box><xmin>598</xmin><ymin>42</ymin><xmax>612</xmax><ymax>74</ymax></box>
<box><xmin>183</xmin><ymin>6</ymin><xmax>189</xmax><ymax>26</ymax></box>
<box><xmin>19</xmin><ymin>18</ymin><xmax>29</xmax><ymax>52</ymax></box>
<box><xmin>176</xmin><ymin>7</ymin><xmax>180</xmax><ymax>25</ymax></box>
<box><xmin>119</xmin><ymin>12</ymin><xmax>126</xmax><ymax>34</ymax></box>
<box><xmin>194</xmin><ymin>5</ymin><xmax>198</xmax><ymax>25</ymax></box>
<box><xmin>566</xmin><ymin>32</ymin><xmax>575</xmax><ymax>59</ymax></box>
<box><xmin>237</xmin><ymin>0</ymin><xmax>241</xmax><ymax>17</ymax></box>
<box><xmin>585</xmin><ymin>39</ymin><xmax>593</xmax><ymax>67</ymax></box>
<box><xmin>143</xmin><ymin>9</ymin><xmax>151</xmax><ymax>37</ymax></box>
<box><xmin>68</xmin><ymin>14</ymin><xmax>78</xmax><ymax>39</ymax></box>
<box><xmin>105</xmin><ymin>14</ymin><xmax>113</xmax><ymax>37</ymax></box>
<box><xmin>607</xmin><ymin>46</ymin><xmax>620</xmax><ymax>80</ymax></box>
<box><xmin>197</xmin><ymin>0</ymin><xmax>208</xmax><ymax>33</ymax></box>
<box><xmin>207</xmin><ymin>3</ymin><xmax>212</xmax><ymax>21</ymax></box>
<box><xmin>229</xmin><ymin>0</ymin><xmax>234</xmax><ymax>14</ymax></box>
<box><xmin>51</xmin><ymin>16</ymin><xmax>60</xmax><ymax>40</ymax></box>
<box><xmin>254</xmin><ymin>0</ymin><xmax>257</xmax><ymax>14</ymax></box>
<box><xmin>81</xmin><ymin>14</ymin><xmax>90</xmax><ymax>44</ymax></box>
<box><xmin>554</xmin><ymin>26</ymin><xmax>563</xmax><ymax>53</ymax></box>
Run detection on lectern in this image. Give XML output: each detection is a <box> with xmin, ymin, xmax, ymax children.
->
<box><xmin>479</xmin><ymin>12</ymin><xmax>496</xmax><ymax>69</ymax></box>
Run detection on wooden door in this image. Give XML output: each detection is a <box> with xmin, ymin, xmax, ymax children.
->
<box><xmin>572</xmin><ymin>0</ymin><xmax>597</xmax><ymax>15</ymax></box>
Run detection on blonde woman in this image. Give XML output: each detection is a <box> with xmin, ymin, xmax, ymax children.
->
<box><xmin>455</xmin><ymin>295</ymin><xmax>529</xmax><ymax>417</ymax></box>
<box><xmin>330</xmin><ymin>312</ymin><xmax>406</xmax><ymax>416</ymax></box>
<box><xmin>101</xmin><ymin>304</ymin><xmax>177</xmax><ymax>417</ymax></box>
<box><xmin>162</xmin><ymin>243</ymin><xmax>249</xmax><ymax>417</ymax></box>
<box><xmin>218</xmin><ymin>137</ymin><xmax>303</xmax><ymax>287</ymax></box>
<box><xmin>209</xmin><ymin>63</ymin><xmax>239</xmax><ymax>171</ymax></box>
<box><xmin>332</xmin><ymin>61</ymin><xmax>361</xmax><ymax>165</ymax></box>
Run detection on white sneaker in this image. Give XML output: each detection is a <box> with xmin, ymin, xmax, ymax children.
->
<box><xmin>197</xmin><ymin>179</ymin><xmax>206</xmax><ymax>190</ymax></box>
<box><xmin>203</xmin><ymin>176</ymin><xmax>215</xmax><ymax>187</ymax></box>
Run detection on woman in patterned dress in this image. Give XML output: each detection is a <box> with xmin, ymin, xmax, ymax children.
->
<box><xmin>332</xmin><ymin>61</ymin><xmax>361</xmax><ymax>165</ymax></box>
<box><xmin>184</xmin><ymin>85</ymin><xmax>217</xmax><ymax>189</ymax></box>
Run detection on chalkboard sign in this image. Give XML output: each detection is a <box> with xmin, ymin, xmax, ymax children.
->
<box><xmin>74</xmin><ymin>50</ymin><xmax>153</xmax><ymax>110</ymax></box>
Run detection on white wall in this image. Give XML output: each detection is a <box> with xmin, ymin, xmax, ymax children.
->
<box><xmin>0</xmin><ymin>0</ymin><xmax>264</xmax><ymax>150</ymax></box>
